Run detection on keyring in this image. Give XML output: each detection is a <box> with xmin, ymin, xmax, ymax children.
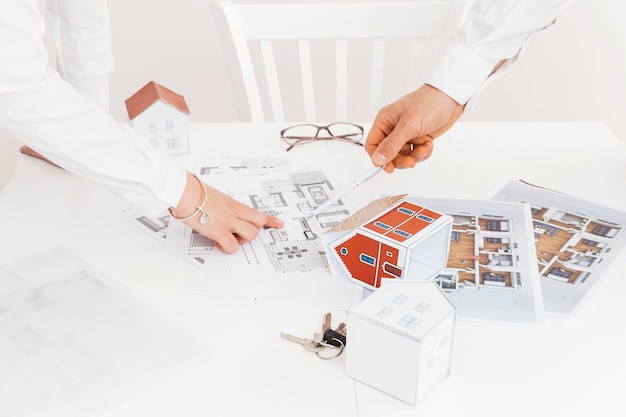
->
<box><xmin>316</xmin><ymin>338</ymin><xmax>344</xmax><ymax>360</ymax></box>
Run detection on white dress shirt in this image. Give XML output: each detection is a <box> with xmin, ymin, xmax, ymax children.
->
<box><xmin>428</xmin><ymin>0</ymin><xmax>571</xmax><ymax>109</ymax></box>
<box><xmin>0</xmin><ymin>0</ymin><xmax>186</xmax><ymax>213</ymax></box>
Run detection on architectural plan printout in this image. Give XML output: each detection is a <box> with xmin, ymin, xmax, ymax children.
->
<box><xmin>119</xmin><ymin>157</ymin><xmax>364</xmax><ymax>309</ymax></box>
<box><xmin>117</xmin><ymin>158</ymin><xmax>625</xmax><ymax>319</ymax></box>
<box><xmin>407</xmin><ymin>196</ymin><xmax>544</xmax><ymax>324</ymax></box>
<box><xmin>0</xmin><ymin>248</ymin><xmax>208</xmax><ymax>417</ymax></box>
<box><xmin>488</xmin><ymin>179</ymin><xmax>626</xmax><ymax>315</ymax></box>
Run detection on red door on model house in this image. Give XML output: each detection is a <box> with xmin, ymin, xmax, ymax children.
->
<box><xmin>334</xmin><ymin>233</ymin><xmax>402</xmax><ymax>288</ymax></box>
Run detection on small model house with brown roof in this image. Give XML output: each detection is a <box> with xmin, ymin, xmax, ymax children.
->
<box><xmin>328</xmin><ymin>196</ymin><xmax>453</xmax><ymax>290</ymax></box>
<box><xmin>125</xmin><ymin>81</ymin><xmax>190</xmax><ymax>155</ymax></box>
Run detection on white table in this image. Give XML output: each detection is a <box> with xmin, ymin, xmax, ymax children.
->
<box><xmin>1</xmin><ymin>122</ymin><xmax>625</xmax><ymax>417</ymax></box>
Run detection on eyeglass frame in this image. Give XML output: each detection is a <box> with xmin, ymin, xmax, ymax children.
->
<box><xmin>280</xmin><ymin>122</ymin><xmax>365</xmax><ymax>151</ymax></box>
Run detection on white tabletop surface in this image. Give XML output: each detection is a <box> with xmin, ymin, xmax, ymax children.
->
<box><xmin>1</xmin><ymin>121</ymin><xmax>625</xmax><ymax>417</ymax></box>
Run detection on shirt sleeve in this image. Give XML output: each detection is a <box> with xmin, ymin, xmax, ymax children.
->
<box><xmin>45</xmin><ymin>0</ymin><xmax>113</xmax><ymax>111</ymax></box>
<box><xmin>0</xmin><ymin>1</ymin><xmax>187</xmax><ymax>214</ymax></box>
<box><xmin>426</xmin><ymin>0</ymin><xmax>571</xmax><ymax>109</ymax></box>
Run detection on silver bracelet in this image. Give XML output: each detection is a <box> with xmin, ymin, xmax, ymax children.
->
<box><xmin>168</xmin><ymin>174</ymin><xmax>209</xmax><ymax>224</ymax></box>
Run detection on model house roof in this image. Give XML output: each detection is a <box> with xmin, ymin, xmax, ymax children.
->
<box><xmin>125</xmin><ymin>81</ymin><xmax>190</xmax><ymax>120</ymax></box>
<box><xmin>361</xmin><ymin>200</ymin><xmax>443</xmax><ymax>244</ymax></box>
<box><xmin>327</xmin><ymin>194</ymin><xmax>407</xmax><ymax>234</ymax></box>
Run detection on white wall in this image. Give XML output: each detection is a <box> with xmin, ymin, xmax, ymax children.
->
<box><xmin>1</xmin><ymin>0</ymin><xmax>624</xmax><ymax>190</ymax></box>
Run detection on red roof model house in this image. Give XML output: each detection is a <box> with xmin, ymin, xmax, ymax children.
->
<box><xmin>328</xmin><ymin>196</ymin><xmax>453</xmax><ymax>290</ymax></box>
<box><xmin>125</xmin><ymin>81</ymin><xmax>190</xmax><ymax>155</ymax></box>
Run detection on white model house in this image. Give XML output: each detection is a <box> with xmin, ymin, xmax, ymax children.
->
<box><xmin>125</xmin><ymin>81</ymin><xmax>190</xmax><ymax>155</ymax></box>
<box><xmin>346</xmin><ymin>281</ymin><xmax>456</xmax><ymax>405</ymax></box>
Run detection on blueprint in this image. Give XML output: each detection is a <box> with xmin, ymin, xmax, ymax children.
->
<box><xmin>119</xmin><ymin>157</ymin><xmax>363</xmax><ymax>308</ymax></box>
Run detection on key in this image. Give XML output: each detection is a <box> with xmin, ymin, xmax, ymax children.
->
<box><xmin>314</xmin><ymin>312</ymin><xmax>333</xmax><ymax>342</ymax></box>
<box><xmin>322</xmin><ymin>312</ymin><xmax>332</xmax><ymax>332</ymax></box>
<box><xmin>280</xmin><ymin>332</ymin><xmax>328</xmax><ymax>352</ymax></box>
<box><xmin>335</xmin><ymin>322</ymin><xmax>346</xmax><ymax>336</ymax></box>
<box><xmin>322</xmin><ymin>329</ymin><xmax>346</xmax><ymax>348</ymax></box>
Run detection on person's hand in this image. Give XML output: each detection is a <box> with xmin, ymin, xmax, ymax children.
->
<box><xmin>365</xmin><ymin>84</ymin><xmax>464</xmax><ymax>172</ymax></box>
<box><xmin>171</xmin><ymin>172</ymin><xmax>283</xmax><ymax>254</ymax></box>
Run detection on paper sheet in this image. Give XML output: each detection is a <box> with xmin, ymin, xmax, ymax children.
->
<box><xmin>0</xmin><ymin>248</ymin><xmax>208</xmax><ymax>417</ymax></box>
<box><xmin>488</xmin><ymin>178</ymin><xmax>626</xmax><ymax>314</ymax></box>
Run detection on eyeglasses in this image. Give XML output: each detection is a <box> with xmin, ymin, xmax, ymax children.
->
<box><xmin>280</xmin><ymin>122</ymin><xmax>364</xmax><ymax>151</ymax></box>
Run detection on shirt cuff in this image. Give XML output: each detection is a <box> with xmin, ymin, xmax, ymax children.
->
<box><xmin>425</xmin><ymin>42</ymin><xmax>494</xmax><ymax>107</ymax></box>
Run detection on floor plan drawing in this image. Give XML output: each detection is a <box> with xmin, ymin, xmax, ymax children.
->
<box><xmin>489</xmin><ymin>179</ymin><xmax>626</xmax><ymax>314</ymax></box>
<box><xmin>114</xmin><ymin>157</ymin><xmax>362</xmax><ymax>307</ymax></box>
<box><xmin>128</xmin><ymin>209</ymin><xmax>171</xmax><ymax>244</ymax></box>
<box><xmin>410</xmin><ymin>197</ymin><xmax>543</xmax><ymax>323</ymax></box>
<box><xmin>209</xmin><ymin>164</ymin><xmax>352</xmax><ymax>276</ymax></box>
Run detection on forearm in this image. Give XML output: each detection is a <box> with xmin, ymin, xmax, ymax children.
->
<box><xmin>0</xmin><ymin>73</ymin><xmax>187</xmax><ymax>213</ymax></box>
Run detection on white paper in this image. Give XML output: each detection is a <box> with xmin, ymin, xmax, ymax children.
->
<box><xmin>0</xmin><ymin>248</ymin><xmax>208</xmax><ymax>417</ymax></box>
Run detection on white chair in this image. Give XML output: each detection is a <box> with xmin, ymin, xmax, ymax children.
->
<box><xmin>209</xmin><ymin>0</ymin><xmax>465</xmax><ymax>123</ymax></box>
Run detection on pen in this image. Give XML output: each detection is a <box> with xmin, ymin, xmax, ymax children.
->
<box><xmin>306</xmin><ymin>166</ymin><xmax>384</xmax><ymax>220</ymax></box>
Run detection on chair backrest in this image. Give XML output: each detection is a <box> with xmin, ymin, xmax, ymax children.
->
<box><xmin>210</xmin><ymin>0</ymin><xmax>465</xmax><ymax>122</ymax></box>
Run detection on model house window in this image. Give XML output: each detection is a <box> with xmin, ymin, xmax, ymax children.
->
<box><xmin>377</xmin><ymin>307</ymin><xmax>393</xmax><ymax>319</ymax></box>
<box><xmin>439</xmin><ymin>334</ymin><xmax>451</xmax><ymax>349</ymax></box>
<box><xmin>359</xmin><ymin>253</ymin><xmax>376</xmax><ymax>266</ymax></box>
<box><xmin>340</xmin><ymin>247</ymin><xmax>348</xmax><ymax>256</ymax></box>
<box><xmin>374</xmin><ymin>221</ymin><xmax>391</xmax><ymax>230</ymax></box>
<box><xmin>393</xmin><ymin>294</ymin><xmax>408</xmax><ymax>305</ymax></box>
<box><xmin>417</xmin><ymin>214</ymin><xmax>433</xmax><ymax>222</ymax></box>
<box><xmin>398</xmin><ymin>315</ymin><xmax>420</xmax><ymax>330</ymax></box>
<box><xmin>398</xmin><ymin>207</ymin><xmax>415</xmax><ymax>216</ymax></box>
<box><xmin>166</xmin><ymin>121</ymin><xmax>174</xmax><ymax>132</ymax></box>
<box><xmin>150</xmin><ymin>139</ymin><xmax>159</xmax><ymax>147</ymax></box>
<box><xmin>414</xmin><ymin>302</ymin><xmax>430</xmax><ymax>313</ymax></box>
<box><xmin>149</xmin><ymin>122</ymin><xmax>157</xmax><ymax>133</ymax></box>
<box><xmin>166</xmin><ymin>137</ymin><xmax>180</xmax><ymax>149</ymax></box>
<box><xmin>393</xmin><ymin>229</ymin><xmax>411</xmax><ymax>238</ymax></box>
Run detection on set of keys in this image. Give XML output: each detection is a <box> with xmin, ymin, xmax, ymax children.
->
<box><xmin>280</xmin><ymin>312</ymin><xmax>347</xmax><ymax>360</ymax></box>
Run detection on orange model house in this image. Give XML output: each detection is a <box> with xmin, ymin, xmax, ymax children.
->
<box><xmin>125</xmin><ymin>81</ymin><xmax>191</xmax><ymax>155</ymax></box>
<box><xmin>328</xmin><ymin>197</ymin><xmax>453</xmax><ymax>290</ymax></box>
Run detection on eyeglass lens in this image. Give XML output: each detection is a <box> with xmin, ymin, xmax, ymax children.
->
<box><xmin>281</xmin><ymin>123</ymin><xmax>363</xmax><ymax>146</ymax></box>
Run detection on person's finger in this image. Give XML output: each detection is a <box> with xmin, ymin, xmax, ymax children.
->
<box><xmin>264</xmin><ymin>215</ymin><xmax>284</xmax><ymax>229</ymax></box>
<box><xmin>370</xmin><ymin>130</ymin><xmax>409</xmax><ymax>167</ymax></box>
<box><xmin>391</xmin><ymin>154</ymin><xmax>417</xmax><ymax>170</ymax></box>
<box><xmin>364</xmin><ymin>122</ymin><xmax>392</xmax><ymax>158</ymax></box>
<box><xmin>390</xmin><ymin>140</ymin><xmax>434</xmax><ymax>169</ymax></box>
<box><xmin>236</xmin><ymin>204</ymin><xmax>284</xmax><ymax>230</ymax></box>
<box><xmin>231</xmin><ymin>219</ymin><xmax>260</xmax><ymax>243</ymax></box>
<box><xmin>211</xmin><ymin>230</ymin><xmax>240</xmax><ymax>254</ymax></box>
<box><xmin>411</xmin><ymin>139</ymin><xmax>434</xmax><ymax>162</ymax></box>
